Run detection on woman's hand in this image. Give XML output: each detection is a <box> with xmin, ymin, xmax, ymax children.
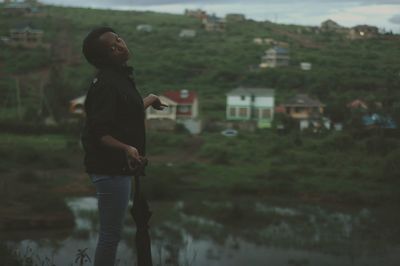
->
<box><xmin>148</xmin><ymin>94</ymin><xmax>168</xmax><ymax>110</ymax></box>
<box><xmin>124</xmin><ymin>146</ymin><xmax>142</xmax><ymax>170</ymax></box>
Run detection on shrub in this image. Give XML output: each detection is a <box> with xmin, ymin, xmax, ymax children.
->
<box><xmin>383</xmin><ymin>150</ymin><xmax>400</xmax><ymax>180</ymax></box>
<box><xmin>17</xmin><ymin>170</ymin><xmax>42</xmax><ymax>184</ymax></box>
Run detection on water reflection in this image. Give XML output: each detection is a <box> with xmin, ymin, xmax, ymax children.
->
<box><xmin>2</xmin><ymin>197</ymin><xmax>400</xmax><ymax>266</ymax></box>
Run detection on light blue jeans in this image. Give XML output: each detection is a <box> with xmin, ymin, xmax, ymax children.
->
<box><xmin>90</xmin><ymin>174</ymin><xmax>132</xmax><ymax>266</ymax></box>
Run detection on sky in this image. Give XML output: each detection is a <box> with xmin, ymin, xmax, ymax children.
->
<box><xmin>40</xmin><ymin>0</ymin><xmax>400</xmax><ymax>32</ymax></box>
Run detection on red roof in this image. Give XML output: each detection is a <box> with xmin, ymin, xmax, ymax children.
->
<box><xmin>163</xmin><ymin>90</ymin><xmax>197</xmax><ymax>104</ymax></box>
<box><xmin>347</xmin><ymin>99</ymin><xmax>368</xmax><ymax>109</ymax></box>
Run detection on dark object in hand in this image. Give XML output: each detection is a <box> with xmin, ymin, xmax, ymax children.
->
<box><xmin>130</xmin><ymin>156</ymin><xmax>148</xmax><ymax>176</ymax></box>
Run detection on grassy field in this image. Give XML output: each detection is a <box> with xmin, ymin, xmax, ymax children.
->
<box><xmin>144</xmin><ymin>129</ymin><xmax>400</xmax><ymax>204</ymax></box>
<box><xmin>2</xmin><ymin>129</ymin><xmax>396</xmax><ymax>206</ymax></box>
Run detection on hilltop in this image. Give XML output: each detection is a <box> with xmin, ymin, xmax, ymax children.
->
<box><xmin>0</xmin><ymin>4</ymin><xmax>399</xmax><ymax>122</ymax></box>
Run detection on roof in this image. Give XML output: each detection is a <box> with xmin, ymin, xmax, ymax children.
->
<box><xmin>226</xmin><ymin>87</ymin><xmax>275</xmax><ymax>97</ymax></box>
<box><xmin>157</xmin><ymin>95</ymin><xmax>177</xmax><ymax>106</ymax></box>
<box><xmin>353</xmin><ymin>24</ymin><xmax>378</xmax><ymax>31</ymax></box>
<box><xmin>347</xmin><ymin>99</ymin><xmax>368</xmax><ymax>109</ymax></box>
<box><xmin>163</xmin><ymin>90</ymin><xmax>197</xmax><ymax>104</ymax></box>
<box><xmin>205</xmin><ymin>15</ymin><xmax>225</xmax><ymax>23</ymax></box>
<box><xmin>283</xmin><ymin>94</ymin><xmax>325</xmax><ymax>107</ymax></box>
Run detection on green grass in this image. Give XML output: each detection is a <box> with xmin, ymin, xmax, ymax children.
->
<box><xmin>140</xmin><ymin>130</ymin><xmax>400</xmax><ymax>204</ymax></box>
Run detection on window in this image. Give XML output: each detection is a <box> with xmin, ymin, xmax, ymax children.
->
<box><xmin>178</xmin><ymin>105</ymin><xmax>190</xmax><ymax>113</ymax></box>
<box><xmin>229</xmin><ymin>107</ymin><xmax>236</xmax><ymax>117</ymax></box>
<box><xmin>261</xmin><ymin>109</ymin><xmax>271</xmax><ymax>119</ymax></box>
<box><xmin>239</xmin><ymin>108</ymin><xmax>248</xmax><ymax>117</ymax></box>
<box><xmin>241</xmin><ymin>95</ymin><xmax>245</xmax><ymax>101</ymax></box>
<box><xmin>294</xmin><ymin>107</ymin><xmax>303</xmax><ymax>113</ymax></box>
<box><xmin>251</xmin><ymin>95</ymin><xmax>255</xmax><ymax>102</ymax></box>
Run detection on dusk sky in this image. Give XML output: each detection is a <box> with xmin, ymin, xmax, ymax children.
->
<box><xmin>40</xmin><ymin>0</ymin><xmax>400</xmax><ymax>32</ymax></box>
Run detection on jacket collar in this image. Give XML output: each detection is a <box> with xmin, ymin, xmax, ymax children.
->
<box><xmin>101</xmin><ymin>64</ymin><xmax>134</xmax><ymax>77</ymax></box>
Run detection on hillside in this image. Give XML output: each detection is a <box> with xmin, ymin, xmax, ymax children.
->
<box><xmin>1</xmin><ymin>4</ymin><xmax>400</xmax><ymax>122</ymax></box>
<box><xmin>1</xmin><ymin>5</ymin><xmax>400</xmax><ymax>235</ymax></box>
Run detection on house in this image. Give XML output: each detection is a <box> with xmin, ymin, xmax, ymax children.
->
<box><xmin>320</xmin><ymin>19</ymin><xmax>343</xmax><ymax>32</ymax></box>
<box><xmin>347</xmin><ymin>99</ymin><xmax>368</xmax><ymax>110</ymax></box>
<box><xmin>164</xmin><ymin>89</ymin><xmax>199</xmax><ymax>119</ymax></box>
<box><xmin>348</xmin><ymin>25</ymin><xmax>379</xmax><ymax>40</ymax></box>
<box><xmin>179</xmin><ymin>29</ymin><xmax>196</xmax><ymax>38</ymax></box>
<box><xmin>9</xmin><ymin>25</ymin><xmax>44</xmax><ymax>48</ymax></box>
<box><xmin>202</xmin><ymin>15</ymin><xmax>226</xmax><ymax>32</ymax></box>
<box><xmin>145</xmin><ymin>96</ymin><xmax>178</xmax><ymax>131</ymax></box>
<box><xmin>253</xmin><ymin>37</ymin><xmax>288</xmax><ymax>47</ymax></box>
<box><xmin>300</xmin><ymin>62</ymin><xmax>312</xmax><ymax>71</ymax></box>
<box><xmin>136</xmin><ymin>24</ymin><xmax>153</xmax><ymax>33</ymax></box>
<box><xmin>362</xmin><ymin>114</ymin><xmax>397</xmax><ymax>129</ymax></box>
<box><xmin>2</xmin><ymin>0</ymin><xmax>43</xmax><ymax>16</ymax></box>
<box><xmin>281</xmin><ymin>94</ymin><xmax>325</xmax><ymax>120</ymax></box>
<box><xmin>3</xmin><ymin>1</ymin><xmax>32</xmax><ymax>16</ymax></box>
<box><xmin>164</xmin><ymin>89</ymin><xmax>201</xmax><ymax>134</ymax></box>
<box><xmin>225</xmin><ymin>13</ymin><xmax>246</xmax><ymax>22</ymax></box>
<box><xmin>226</xmin><ymin>87</ymin><xmax>275</xmax><ymax>129</ymax></box>
<box><xmin>253</xmin><ymin>38</ymin><xmax>263</xmax><ymax>45</ymax></box>
<box><xmin>264</xmin><ymin>38</ymin><xmax>276</xmax><ymax>45</ymax></box>
<box><xmin>260</xmin><ymin>46</ymin><xmax>290</xmax><ymax>68</ymax></box>
<box><xmin>184</xmin><ymin>9</ymin><xmax>207</xmax><ymax>20</ymax></box>
<box><xmin>146</xmin><ymin>95</ymin><xmax>177</xmax><ymax>121</ymax></box>
<box><xmin>279</xmin><ymin>94</ymin><xmax>328</xmax><ymax>130</ymax></box>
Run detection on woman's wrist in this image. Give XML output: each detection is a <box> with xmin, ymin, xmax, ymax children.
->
<box><xmin>124</xmin><ymin>145</ymin><xmax>136</xmax><ymax>152</ymax></box>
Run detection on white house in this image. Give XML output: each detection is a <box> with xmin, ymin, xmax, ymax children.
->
<box><xmin>9</xmin><ymin>25</ymin><xmax>44</xmax><ymax>48</ymax></box>
<box><xmin>226</xmin><ymin>87</ymin><xmax>275</xmax><ymax>128</ymax></box>
<box><xmin>202</xmin><ymin>15</ymin><xmax>226</xmax><ymax>32</ymax></box>
<box><xmin>147</xmin><ymin>90</ymin><xmax>201</xmax><ymax>134</ymax></box>
<box><xmin>146</xmin><ymin>95</ymin><xmax>177</xmax><ymax>120</ymax></box>
<box><xmin>136</xmin><ymin>24</ymin><xmax>153</xmax><ymax>32</ymax></box>
<box><xmin>260</xmin><ymin>46</ymin><xmax>290</xmax><ymax>68</ymax></box>
<box><xmin>300</xmin><ymin>62</ymin><xmax>312</xmax><ymax>70</ymax></box>
<box><xmin>179</xmin><ymin>29</ymin><xmax>196</xmax><ymax>38</ymax></box>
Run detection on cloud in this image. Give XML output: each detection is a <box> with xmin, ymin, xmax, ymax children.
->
<box><xmin>389</xmin><ymin>14</ymin><xmax>400</xmax><ymax>24</ymax></box>
<box><xmin>45</xmin><ymin>0</ymin><xmax>400</xmax><ymax>6</ymax></box>
<box><xmin>127</xmin><ymin>0</ymin><xmax>400</xmax><ymax>5</ymax></box>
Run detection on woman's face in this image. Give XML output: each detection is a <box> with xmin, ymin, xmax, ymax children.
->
<box><xmin>99</xmin><ymin>31</ymin><xmax>130</xmax><ymax>66</ymax></box>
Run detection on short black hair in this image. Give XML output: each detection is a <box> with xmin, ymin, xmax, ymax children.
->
<box><xmin>82</xmin><ymin>27</ymin><xmax>116</xmax><ymax>68</ymax></box>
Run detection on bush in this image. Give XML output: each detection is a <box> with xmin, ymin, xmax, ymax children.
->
<box><xmin>363</xmin><ymin>136</ymin><xmax>400</xmax><ymax>156</ymax></box>
<box><xmin>17</xmin><ymin>170</ymin><xmax>42</xmax><ymax>184</ymax></box>
<box><xmin>0</xmin><ymin>243</ymin><xmax>22</xmax><ymax>266</ymax></box>
<box><xmin>15</xmin><ymin>147</ymin><xmax>43</xmax><ymax>165</ymax></box>
<box><xmin>323</xmin><ymin>132</ymin><xmax>354</xmax><ymax>151</ymax></box>
<box><xmin>383</xmin><ymin>150</ymin><xmax>400</xmax><ymax>180</ymax></box>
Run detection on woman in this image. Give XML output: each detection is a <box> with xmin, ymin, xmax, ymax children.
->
<box><xmin>81</xmin><ymin>27</ymin><xmax>166</xmax><ymax>266</ymax></box>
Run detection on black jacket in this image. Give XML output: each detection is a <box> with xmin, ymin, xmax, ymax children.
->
<box><xmin>81</xmin><ymin>66</ymin><xmax>146</xmax><ymax>175</ymax></box>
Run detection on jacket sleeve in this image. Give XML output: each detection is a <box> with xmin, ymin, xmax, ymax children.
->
<box><xmin>87</xmin><ymin>79</ymin><xmax>117</xmax><ymax>141</ymax></box>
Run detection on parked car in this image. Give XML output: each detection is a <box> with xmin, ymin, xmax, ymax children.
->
<box><xmin>221</xmin><ymin>128</ymin><xmax>238</xmax><ymax>137</ymax></box>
